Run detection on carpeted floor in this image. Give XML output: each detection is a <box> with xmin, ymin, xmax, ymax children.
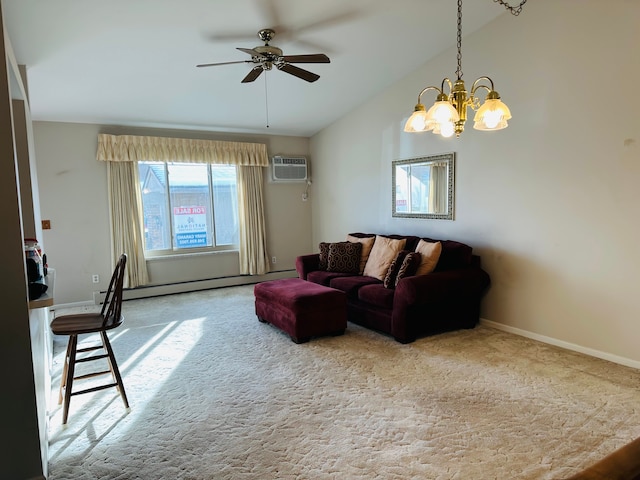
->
<box><xmin>47</xmin><ymin>284</ymin><xmax>640</xmax><ymax>479</ymax></box>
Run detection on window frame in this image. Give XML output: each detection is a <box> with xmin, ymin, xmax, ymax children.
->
<box><xmin>139</xmin><ymin>161</ymin><xmax>239</xmax><ymax>257</ymax></box>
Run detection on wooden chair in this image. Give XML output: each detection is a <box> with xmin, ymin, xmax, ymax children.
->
<box><xmin>50</xmin><ymin>254</ymin><xmax>130</xmax><ymax>426</ymax></box>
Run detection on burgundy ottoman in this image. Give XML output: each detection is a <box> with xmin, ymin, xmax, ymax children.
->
<box><xmin>254</xmin><ymin>278</ymin><xmax>347</xmax><ymax>343</ymax></box>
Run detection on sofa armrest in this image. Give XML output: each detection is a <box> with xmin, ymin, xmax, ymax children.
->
<box><xmin>390</xmin><ymin>267</ymin><xmax>491</xmax><ymax>343</ymax></box>
<box><xmin>562</xmin><ymin>437</ymin><xmax>640</xmax><ymax>480</ymax></box>
<box><xmin>395</xmin><ymin>268</ymin><xmax>491</xmax><ymax>307</ymax></box>
<box><xmin>296</xmin><ymin>254</ymin><xmax>321</xmax><ymax>280</ymax></box>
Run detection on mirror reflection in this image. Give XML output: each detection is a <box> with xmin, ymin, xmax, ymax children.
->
<box><xmin>392</xmin><ymin>152</ymin><xmax>455</xmax><ymax>220</ymax></box>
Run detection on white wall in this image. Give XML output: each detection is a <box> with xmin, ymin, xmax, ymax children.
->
<box><xmin>310</xmin><ymin>0</ymin><xmax>640</xmax><ymax>365</ymax></box>
<box><xmin>34</xmin><ymin>122</ymin><xmax>312</xmax><ymax>304</ymax></box>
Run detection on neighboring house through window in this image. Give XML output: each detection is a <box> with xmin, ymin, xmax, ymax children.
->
<box><xmin>138</xmin><ymin>162</ymin><xmax>238</xmax><ymax>255</ymax></box>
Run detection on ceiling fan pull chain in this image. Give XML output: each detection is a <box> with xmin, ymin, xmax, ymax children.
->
<box><xmin>264</xmin><ymin>73</ymin><xmax>270</xmax><ymax>128</ymax></box>
<box><xmin>492</xmin><ymin>0</ymin><xmax>528</xmax><ymax>16</ymax></box>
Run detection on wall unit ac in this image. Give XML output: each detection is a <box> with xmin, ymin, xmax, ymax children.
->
<box><xmin>271</xmin><ymin>156</ymin><xmax>308</xmax><ymax>182</ymax></box>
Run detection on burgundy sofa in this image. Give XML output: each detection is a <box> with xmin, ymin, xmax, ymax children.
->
<box><xmin>295</xmin><ymin>233</ymin><xmax>491</xmax><ymax>343</ymax></box>
<box><xmin>562</xmin><ymin>436</ymin><xmax>640</xmax><ymax>479</ymax></box>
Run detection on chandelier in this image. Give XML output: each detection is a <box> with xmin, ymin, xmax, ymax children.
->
<box><xmin>404</xmin><ymin>0</ymin><xmax>525</xmax><ymax>138</ymax></box>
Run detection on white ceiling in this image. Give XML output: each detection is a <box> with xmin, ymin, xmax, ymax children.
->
<box><xmin>3</xmin><ymin>0</ymin><xmax>506</xmax><ymax>137</ymax></box>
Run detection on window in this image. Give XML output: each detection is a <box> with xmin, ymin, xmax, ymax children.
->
<box><xmin>138</xmin><ymin>162</ymin><xmax>238</xmax><ymax>254</ymax></box>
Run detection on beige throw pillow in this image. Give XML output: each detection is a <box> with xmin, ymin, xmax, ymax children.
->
<box><xmin>363</xmin><ymin>236</ymin><xmax>406</xmax><ymax>280</ymax></box>
<box><xmin>414</xmin><ymin>239</ymin><xmax>442</xmax><ymax>276</ymax></box>
<box><xmin>346</xmin><ymin>235</ymin><xmax>375</xmax><ymax>274</ymax></box>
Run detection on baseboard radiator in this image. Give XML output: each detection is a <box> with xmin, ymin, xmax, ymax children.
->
<box><xmin>97</xmin><ymin>270</ymin><xmax>297</xmax><ymax>304</ymax></box>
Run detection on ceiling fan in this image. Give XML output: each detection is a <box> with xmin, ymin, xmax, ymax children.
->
<box><xmin>197</xmin><ymin>28</ymin><xmax>330</xmax><ymax>83</ymax></box>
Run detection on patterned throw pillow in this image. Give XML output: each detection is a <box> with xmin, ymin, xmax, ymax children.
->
<box><xmin>327</xmin><ymin>242</ymin><xmax>362</xmax><ymax>274</ymax></box>
<box><xmin>395</xmin><ymin>252</ymin><xmax>422</xmax><ymax>286</ymax></box>
<box><xmin>318</xmin><ymin>242</ymin><xmax>331</xmax><ymax>270</ymax></box>
<box><xmin>383</xmin><ymin>250</ymin><xmax>410</xmax><ymax>289</ymax></box>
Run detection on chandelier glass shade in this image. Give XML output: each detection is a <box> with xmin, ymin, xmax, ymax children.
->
<box><xmin>404</xmin><ymin>0</ymin><xmax>513</xmax><ymax>138</ymax></box>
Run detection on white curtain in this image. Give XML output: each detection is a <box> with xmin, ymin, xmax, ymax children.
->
<box><xmin>97</xmin><ymin>133</ymin><xmax>271</xmax><ymax>281</ymax></box>
<box><xmin>237</xmin><ymin>166</ymin><xmax>271</xmax><ymax>275</ymax></box>
<box><xmin>428</xmin><ymin>162</ymin><xmax>448</xmax><ymax>214</ymax></box>
<box><xmin>106</xmin><ymin>161</ymin><xmax>149</xmax><ymax>288</ymax></box>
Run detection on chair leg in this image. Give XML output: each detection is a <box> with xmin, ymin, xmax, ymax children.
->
<box><xmin>62</xmin><ymin>335</ymin><xmax>78</xmax><ymax>426</ymax></box>
<box><xmin>100</xmin><ymin>331</ymin><xmax>130</xmax><ymax>410</ymax></box>
<box><xmin>58</xmin><ymin>338</ymin><xmax>73</xmax><ymax>406</ymax></box>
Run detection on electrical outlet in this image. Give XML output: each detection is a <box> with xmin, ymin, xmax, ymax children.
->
<box><xmin>92</xmin><ymin>274</ymin><xmax>100</xmax><ymax>283</ymax></box>
<box><xmin>272</xmin><ymin>256</ymin><xmax>277</xmax><ymax>264</ymax></box>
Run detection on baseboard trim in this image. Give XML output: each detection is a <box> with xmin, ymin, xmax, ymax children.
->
<box><xmin>54</xmin><ymin>270</ymin><xmax>298</xmax><ymax>309</ymax></box>
<box><xmin>480</xmin><ymin>318</ymin><xmax>640</xmax><ymax>370</ymax></box>
<box><xmin>120</xmin><ymin>270</ymin><xmax>296</xmax><ymax>301</ymax></box>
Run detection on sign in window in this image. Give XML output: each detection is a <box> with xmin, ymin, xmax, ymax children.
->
<box><xmin>173</xmin><ymin>206</ymin><xmax>208</xmax><ymax>248</ymax></box>
<box><xmin>138</xmin><ymin>162</ymin><xmax>239</xmax><ymax>254</ymax></box>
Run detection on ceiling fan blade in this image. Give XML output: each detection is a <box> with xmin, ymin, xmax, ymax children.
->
<box><xmin>237</xmin><ymin>47</ymin><xmax>266</xmax><ymax>58</ymax></box>
<box><xmin>206</xmin><ymin>32</ymin><xmax>256</xmax><ymax>42</ymax></box>
<box><xmin>241</xmin><ymin>66</ymin><xmax>264</xmax><ymax>83</ymax></box>
<box><xmin>278</xmin><ymin>64</ymin><xmax>320</xmax><ymax>83</ymax></box>
<box><xmin>281</xmin><ymin>54</ymin><xmax>330</xmax><ymax>64</ymax></box>
<box><xmin>196</xmin><ymin>60</ymin><xmax>252</xmax><ymax>68</ymax></box>
<box><xmin>295</xmin><ymin>9</ymin><xmax>363</xmax><ymax>35</ymax></box>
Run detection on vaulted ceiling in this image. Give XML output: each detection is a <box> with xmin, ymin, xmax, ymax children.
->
<box><xmin>3</xmin><ymin>0</ymin><xmax>505</xmax><ymax>136</ymax></box>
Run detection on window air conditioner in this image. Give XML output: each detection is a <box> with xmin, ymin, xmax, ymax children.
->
<box><xmin>271</xmin><ymin>156</ymin><xmax>308</xmax><ymax>182</ymax></box>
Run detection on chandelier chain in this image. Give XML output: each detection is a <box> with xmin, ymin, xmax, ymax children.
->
<box><xmin>492</xmin><ymin>0</ymin><xmax>527</xmax><ymax>16</ymax></box>
<box><xmin>455</xmin><ymin>0</ymin><xmax>463</xmax><ymax>79</ymax></box>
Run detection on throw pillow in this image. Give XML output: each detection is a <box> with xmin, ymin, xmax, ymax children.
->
<box><xmin>383</xmin><ymin>250</ymin><xmax>409</xmax><ymax>289</ymax></box>
<box><xmin>363</xmin><ymin>236</ymin><xmax>407</xmax><ymax>281</ymax></box>
<box><xmin>318</xmin><ymin>242</ymin><xmax>330</xmax><ymax>270</ymax></box>
<box><xmin>346</xmin><ymin>234</ymin><xmax>375</xmax><ymax>274</ymax></box>
<box><xmin>327</xmin><ymin>242</ymin><xmax>362</xmax><ymax>274</ymax></box>
<box><xmin>395</xmin><ymin>252</ymin><xmax>422</xmax><ymax>286</ymax></box>
<box><xmin>414</xmin><ymin>239</ymin><xmax>442</xmax><ymax>276</ymax></box>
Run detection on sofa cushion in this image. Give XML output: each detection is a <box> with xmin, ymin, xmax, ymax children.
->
<box><xmin>395</xmin><ymin>251</ymin><xmax>422</xmax><ymax>286</ymax></box>
<box><xmin>421</xmin><ymin>238</ymin><xmax>473</xmax><ymax>271</ymax></box>
<box><xmin>307</xmin><ymin>270</ymin><xmax>353</xmax><ymax>286</ymax></box>
<box><xmin>415</xmin><ymin>240</ymin><xmax>442</xmax><ymax>276</ymax></box>
<box><xmin>327</xmin><ymin>241</ymin><xmax>362</xmax><ymax>273</ymax></box>
<box><xmin>330</xmin><ymin>275</ymin><xmax>380</xmax><ymax>299</ymax></box>
<box><xmin>363</xmin><ymin>235</ymin><xmax>407</xmax><ymax>281</ymax></box>
<box><xmin>358</xmin><ymin>283</ymin><xmax>395</xmax><ymax>309</ymax></box>
<box><xmin>383</xmin><ymin>250</ymin><xmax>409</xmax><ymax>289</ymax></box>
<box><xmin>346</xmin><ymin>234</ymin><xmax>375</xmax><ymax>274</ymax></box>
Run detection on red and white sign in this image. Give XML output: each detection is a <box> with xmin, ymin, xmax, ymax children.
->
<box><xmin>173</xmin><ymin>206</ymin><xmax>206</xmax><ymax>215</ymax></box>
<box><xmin>174</xmin><ymin>206</ymin><xmax>207</xmax><ymax>248</ymax></box>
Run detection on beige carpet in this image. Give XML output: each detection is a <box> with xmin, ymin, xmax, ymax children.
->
<box><xmin>47</xmin><ymin>284</ymin><xmax>640</xmax><ymax>479</ymax></box>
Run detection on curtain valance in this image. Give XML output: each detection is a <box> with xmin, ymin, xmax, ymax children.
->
<box><xmin>96</xmin><ymin>134</ymin><xmax>269</xmax><ymax>167</ymax></box>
